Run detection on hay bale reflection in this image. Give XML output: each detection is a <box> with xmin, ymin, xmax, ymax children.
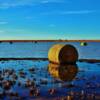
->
<box><xmin>48</xmin><ymin>63</ymin><xmax>78</xmax><ymax>82</ymax></box>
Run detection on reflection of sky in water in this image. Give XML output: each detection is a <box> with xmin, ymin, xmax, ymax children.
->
<box><xmin>0</xmin><ymin>60</ymin><xmax>100</xmax><ymax>99</ymax></box>
<box><xmin>0</xmin><ymin>42</ymin><xmax>99</xmax><ymax>59</ymax></box>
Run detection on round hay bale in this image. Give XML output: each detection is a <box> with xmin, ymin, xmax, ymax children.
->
<box><xmin>48</xmin><ymin>63</ymin><xmax>78</xmax><ymax>82</ymax></box>
<box><xmin>48</xmin><ymin>44</ymin><xmax>78</xmax><ymax>64</ymax></box>
<box><xmin>80</xmin><ymin>42</ymin><xmax>87</xmax><ymax>46</ymax></box>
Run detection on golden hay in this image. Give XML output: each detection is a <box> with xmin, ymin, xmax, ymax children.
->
<box><xmin>48</xmin><ymin>44</ymin><xmax>78</xmax><ymax>64</ymax></box>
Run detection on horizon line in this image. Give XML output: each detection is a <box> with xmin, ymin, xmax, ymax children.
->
<box><xmin>0</xmin><ymin>39</ymin><xmax>99</xmax><ymax>42</ymax></box>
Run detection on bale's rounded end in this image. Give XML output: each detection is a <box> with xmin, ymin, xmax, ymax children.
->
<box><xmin>48</xmin><ymin>44</ymin><xmax>78</xmax><ymax>64</ymax></box>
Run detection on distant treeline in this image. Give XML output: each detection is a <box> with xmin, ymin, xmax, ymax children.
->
<box><xmin>0</xmin><ymin>40</ymin><xmax>99</xmax><ymax>42</ymax></box>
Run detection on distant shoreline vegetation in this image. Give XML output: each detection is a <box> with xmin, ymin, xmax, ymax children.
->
<box><xmin>0</xmin><ymin>40</ymin><xmax>99</xmax><ymax>42</ymax></box>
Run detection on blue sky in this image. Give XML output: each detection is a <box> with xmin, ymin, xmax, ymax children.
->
<box><xmin>0</xmin><ymin>0</ymin><xmax>100</xmax><ymax>40</ymax></box>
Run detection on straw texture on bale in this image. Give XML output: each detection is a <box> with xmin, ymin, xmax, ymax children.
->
<box><xmin>48</xmin><ymin>63</ymin><xmax>78</xmax><ymax>81</ymax></box>
<box><xmin>48</xmin><ymin>44</ymin><xmax>78</xmax><ymax>64</ymax></box>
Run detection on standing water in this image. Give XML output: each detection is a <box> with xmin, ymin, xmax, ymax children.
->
<box><xmin>0</xmin><ymin>41</ymin><xmax>99</xmax><ymax>100</ymax></box>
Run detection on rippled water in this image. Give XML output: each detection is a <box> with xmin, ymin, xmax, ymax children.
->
<box><xmin>0</xmin><ymin>60</ymin><xmax>100</xmax><ymax>100</ymax></box>
<box><xmin>0</xmin><ymin>42</ymin><xmax>99</xmax><ymax>99</ymax></box>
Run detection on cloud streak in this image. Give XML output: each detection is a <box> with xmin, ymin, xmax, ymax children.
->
<box><xmin>49</xmin><ymin>24</ymin><xmax>56</xmax><ymax>27</ymax></box>
<box><xmin>0</xmin><ymin>30</ymin><xmax>5</xmax><ymax>33</ymax></box>
<box><xmin>61</xmin><ymin>10</ymin><xmax>96</xmax><ymax>14</ymax></box>
<box><xmin>0</xmin><ymin>21</ymin><xmax>8</xmax><ymax>25</ymax></box>
<box><xmin>0</xmin><ymin>0</ymin><xmax>66</xmax><ymax>9</ymax></box>
<box><xmin>40</xmin><ymin>0</ymin><xmax>65</xmax><ymax>4</ymax></box>
<box><xmin>41</xmin><ymin>10</ymin><xmax>97</xmax><ymax>15</ymax></box>
<box><xmin>0</xmin><ymin>1</ymin><xmax>34</xmax><ymax>9</ymax></box>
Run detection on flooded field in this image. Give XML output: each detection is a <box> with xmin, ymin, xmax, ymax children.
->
<box><xmin>0</xmin><ymin>42</ymin><xmax>99</xmax><ymax>59</ymax></box>
<box><xmin>0</xmin><ymin>41</ymin><xmax>99</xmax><ymax>100</ymax></box>
<box><xmin>0</xmin><ymin>60</ymin><xmax>100</xmax><ymax>100</ymax></box>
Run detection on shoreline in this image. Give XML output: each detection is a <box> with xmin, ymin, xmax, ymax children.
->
<box><xmin>0</xmin><ymin>58</ymin><xmax>100</xmax><ymax>63</ymax></box>
<box><xmin>0</xmin><ymin>58</ymin><xmax>48</xmax><ymax>61</ymax></box>
<box><xmin>0</xmin><ymin>40</ymin><xmax>99</xmax><ymax>42</ymax></box>
<box><xmin>78</xmin><ymin>59</ymin><xmax>100</xmax><ymax>63</ymax></box>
